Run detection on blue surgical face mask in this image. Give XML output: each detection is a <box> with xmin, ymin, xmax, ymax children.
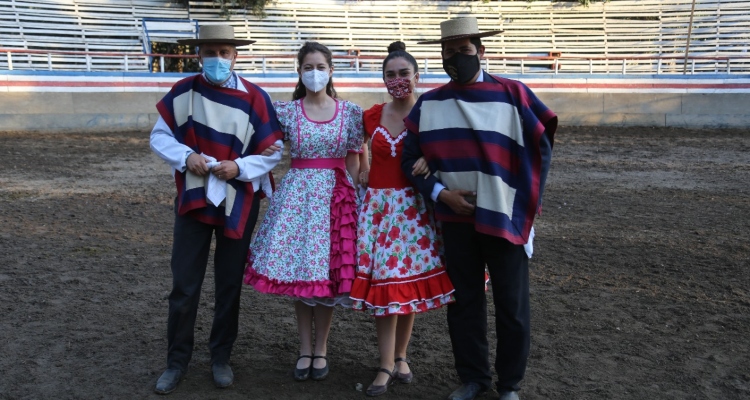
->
<box><xmin>202</xmin><ymin>57</ymin><xmax>233</xmax><ymax>84</ymax></box>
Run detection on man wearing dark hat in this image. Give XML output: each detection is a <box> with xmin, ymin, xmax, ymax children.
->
<box><xmin>150</xmin><ymin>24</ymin><xmax>283</xmax><ymax>394</ymax></box>
<box><xmin>401</xmin><ymin>17</ymin><xmax>557</xmax><ymax>400</ymax></box>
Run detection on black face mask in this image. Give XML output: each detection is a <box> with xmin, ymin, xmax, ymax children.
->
<box><xmin>442</xmin><ymin>52</ymin><xmax>481</xmax><ymax>84</ymax></box>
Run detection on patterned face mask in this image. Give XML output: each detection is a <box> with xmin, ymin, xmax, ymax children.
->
<box><xmin>385</xmin><ymin>75</ymin><xmax>415</xmax><ymax>99</ymax></box>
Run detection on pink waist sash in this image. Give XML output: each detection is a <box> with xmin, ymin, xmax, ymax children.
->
<box><xmin>291</xmin><ymin>158</ymin><xmax>346</xmax><ymax>170</ymax></box>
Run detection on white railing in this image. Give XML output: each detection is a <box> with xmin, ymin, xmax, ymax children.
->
<box><xmin>2</xmin><ymin>48</ymin><xmax>749</xmax><ymax>75</ymax></box>
<box><xmin>3</xmin><ymin>1</ymin><xmax>750</xmax><ymax>75</ymax></box>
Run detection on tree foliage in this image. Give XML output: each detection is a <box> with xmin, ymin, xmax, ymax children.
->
<box><xmin>525</xmin><ymin>0</ymin><xmax>609</xmax><ymax>6</ymax></box>
<box><xmin>176</xmin><ymin>0</ymin><xmax>272</xmax><ymax>17</ymax></box>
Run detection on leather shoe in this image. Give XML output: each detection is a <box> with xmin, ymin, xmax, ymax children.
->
<box><xmin>394</xmin><ymin>357</ymin><xmax>413</xmax><ymax>384</ymax></box>
<box><xmin>211</xmin><ymin>363</ymin><xmax>234</xmax><ymax>388</ymax></box>
<box><xmin>154</xmin><ymin>368</ymin><xmax>184</xmax><ymax>395</ymax></box>
<box><xmin>310</xmin><ymin>355</ymin><xmax>329</xmax><ymax>381</ymax></box>
<box><xmin>447</xmin><ymin>382</ymin><xmax>486</xmax><ymax>400</ymax></box>
<box><xmin>498</xmin><ymin>391</ymin><xmax>519</xmax><ymax>400</ymax></box>
<box><xmin>294</xmin><ymin>355</ymin><xmax>312</xmax><ymax>381</ymax></box>
<box><xmin>365</xmin><ymin>366</ymin><xmax>396</xmax><ymax>397</ymax></box>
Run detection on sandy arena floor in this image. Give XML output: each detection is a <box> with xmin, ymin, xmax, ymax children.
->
<box><xmin>0</xmin><ymin>126</ymin><xmax>748</xmax><ymax>400</ymax></box>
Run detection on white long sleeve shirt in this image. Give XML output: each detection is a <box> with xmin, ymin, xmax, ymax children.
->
<box><xmin>149</xmin><ymin>71</ymin><xmax>283</xmax><ymax>196</ymax></box>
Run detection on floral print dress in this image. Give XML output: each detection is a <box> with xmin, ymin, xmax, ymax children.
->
<box><xmin>245</xmin><ymin>98</ymin><xmax>364</xmax><ymax>307</ymax></box>
<box><xmin>350</xmin><ymin>103</ymin><xmax>455</xmax><ymax>316</ymax></box>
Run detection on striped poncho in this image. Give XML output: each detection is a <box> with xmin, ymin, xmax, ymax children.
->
<box><xmin>156</xmin><ymin>74</ymin><xmax>283</xmax><ymax>239</ymax></box>
<box><xmin>403</xmin><ymin>72</ymin><xmax>557</xmax><ymax>245</ymax></box>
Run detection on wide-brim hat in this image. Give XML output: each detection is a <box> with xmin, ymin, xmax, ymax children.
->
<box><xmin>418</xmin><ymin>17</ymin><xmax>502</xmax><ymax>45</ymax></box>
<box><xmin>177</xmin><ymin>24</ymin><xmax>255</xmax><ymax>46</ymax></box>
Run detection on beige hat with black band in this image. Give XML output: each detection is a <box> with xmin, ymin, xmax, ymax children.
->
<box><xmin>418</xmin><ymin>17</ymin><xmax>502</xmax><ymax>45</ymax></box>
<box><xmin>178</xmin><ymin>24</ymin><xmax>255</xmax><ymax>46</ymax></box>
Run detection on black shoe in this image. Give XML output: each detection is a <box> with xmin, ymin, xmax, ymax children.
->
<box><xmin>394</xmin><ymin>357</ymin><xmax>413</xmax><ymax>384</ymax></box>
<box><xmin>498</xmin><ymin>391</ymin><xmax>520</xmax><ymax>400</ymax></box>
<box><xmin>447</xmin><ymin>382</ymin><xmax>487</xmax><ymax>400</ymax></box>
<box><xmin>294</xmin><ymin>355</ymin><xmax>312</xmax><ymax>381</ymax></box>
<box><xmin>154</xmin><ymin>368</ymin><xmax>184</xmax><ymax>395</ymax></box>
<box><xmin>365</xmin><ymin>366</ymin><xmax>396</xmax><ymax>397</ymax></box>
<box><xmin>211</xmin><ymin>363</ymin><xmax>234</xmax><ymax>388</ymax></box>
<box><xmin>310</xmin><ymin>355</ymin><xmax>329</xmax><ymax>381</ymax></box>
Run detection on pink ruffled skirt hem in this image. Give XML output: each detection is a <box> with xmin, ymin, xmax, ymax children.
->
<box><xmin>244</xmin><ymin>166</ymin><xmax>357</xmax><ymax>298</ymax></box>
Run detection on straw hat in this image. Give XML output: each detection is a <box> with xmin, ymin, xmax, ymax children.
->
<box><xmin>418</xmin><ymin>17</ymin><xmax>502</xmax><ymax>45</ymax></box>
<box><xmin>178</xmin><ymin>24</ymin><xmax>255</xmax><ymax>46</ymax></box>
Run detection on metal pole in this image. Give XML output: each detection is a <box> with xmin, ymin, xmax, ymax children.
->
<box><xmin>47</xmin><ymin>53</ymin><xmax>52</xmax><ymax>71</ymax></box>
<box><xmin>7</xmin><ymin>51</ymin><xmax>12</xmax><ymax>71</ymax></box>
<box><xmin>124</xmin><ymin>55</ymin><xmax>129</xmax><ymax>72</ymax></box>
<box><xmin>423</xmin><ymin>58</ymin><xmax>428</xmax><ymax>75</ymax></box>
<box><xmin>683</xmin><ymin>0</ymin><xmax>697</xmax><ymax>74</ymax></box>
<box><xmin>159</xmin><ymin>56</ymin><xmax>165</xmax><ymax>73</ymax></box>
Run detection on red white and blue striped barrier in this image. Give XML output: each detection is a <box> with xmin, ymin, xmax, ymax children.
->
<box><xmin>2</xmin><ymin>71</ymin><xmax>750</xmax><ymax>93</ymax></box>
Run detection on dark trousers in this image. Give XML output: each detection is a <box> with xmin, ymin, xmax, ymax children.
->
<box><xmin>442</xmin><ymin>222</ymin><xmax>530</xmax><ymax>393</ymax></box>
<box><xmin>166</xmin><ymin>194</ymin><xmax>260</xmax><ymax>371</ymax></box>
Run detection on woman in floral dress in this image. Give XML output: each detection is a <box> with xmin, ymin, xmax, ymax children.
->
<box><xmin>244</xmin><ymin>42</ymin><xmax>364</xmax><ymax>382</ymax></box>
<box><xmin>349</xmin><ymin>42</ymin><xmax>455</xmax><ymax>397</ymax></box>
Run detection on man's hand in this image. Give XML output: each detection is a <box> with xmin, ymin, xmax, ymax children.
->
<box><xmin>359</xmin><ymin>169</ymin><xmax>369</xmax><ymax>187</ymax></box>
<box><xmin>260</xmin><ymin>144</ymin><xmax>281</xmax><ymax>156</ymax></box>
<box><xmin>411</xmin><ymin>157</ymin><xmax>431</xmax><ymax>179</ymax></box>
<box><xmin>438</xmin><ymin>189</ymin><xmax>476</xmax><ymax>216</ymax></box>
<box><xmin>212</xmin><ymin>160</ymin><xmax>240</xmax><ymax>181</ymax></box>
<box><xmin>186</xmin><ymin>153</ymin><xmax>210</xmax><ymax>176</ymax></box>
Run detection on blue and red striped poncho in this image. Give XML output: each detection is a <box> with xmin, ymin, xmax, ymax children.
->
<box><xmin>403</xmin><ymin>72</ymin><xmax>557</xmax><ymax>244</ymax></box>
<box><xmin>156</xmin><ymin>74</ymin><xmax>283</xmax><ymax>239</ymax></box>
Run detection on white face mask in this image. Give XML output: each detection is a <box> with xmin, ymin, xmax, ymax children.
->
<box><xmin>301</xmin><ymin>69</ymin><xmax>330</xmax><ymax>93</ymax></box>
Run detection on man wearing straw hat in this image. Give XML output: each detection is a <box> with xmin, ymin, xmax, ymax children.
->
<box><xmin>150</xmin><ymin>23</ymin><xmax>283</xmax><ymax>394</ymax></box>
<box><xmin>401</xmin><ymin>17</ymin><xmax>557</xmax><ymax>400</ymax></box>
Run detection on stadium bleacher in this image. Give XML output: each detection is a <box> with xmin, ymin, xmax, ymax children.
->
<box><xmin>1</xmin><ymin>0</ymin><xmax>750</xmax><ymax>74</ymax></box>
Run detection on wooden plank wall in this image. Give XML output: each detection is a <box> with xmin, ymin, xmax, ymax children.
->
<box><xmin>0</xmin><ymin>0</ymin><xmax>187</xmax><ymax>70</ymax></box>
<box><xmin>1</xmin><ymin>0</ymin><xmax>749</xmax><ymax>73</ymax></box>
<box><xmin>187</xmin><ymin>0</ymin><xmax>750</xmax><ymax>74</ymax></box>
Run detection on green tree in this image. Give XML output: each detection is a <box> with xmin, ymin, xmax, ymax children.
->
<box><xmin>521</xmin><ymin>0</ymin><xmax>609</xmax><ymax>5</ymax></box>
<box><xmin>176</xmin><ymin>0</ymin><xmax>272</xmax><ymax>17</ymax></box>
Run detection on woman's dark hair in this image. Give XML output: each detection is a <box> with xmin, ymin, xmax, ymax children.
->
<box><xmin>292</xmin><ymin>41</ymin><xmax>337</xmax><ymax>100</ymax></box>
<box><xmin>382</xmin><ymin>41</ymin><xmax>419</xmax><ymax>78</ymax></box>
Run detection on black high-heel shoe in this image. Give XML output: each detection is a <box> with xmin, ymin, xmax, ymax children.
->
<box><xmin>366</xmin><ymin>366</ymin><xmax>397</xmax><ymax>397</ymax></box>
<box><xmin>394</xmin><ymin>357</ymin><xmax>413</xmax><ymax>384</ymax></box>
<box><xmin>294</xmin><ymin>355</ymin><xmax>312</xmax><ymax>381</ymax></box>
<box><xmin>310</xmin><ymin>355</ymin><xmax>329</xmax><ymax>381</ymax></box>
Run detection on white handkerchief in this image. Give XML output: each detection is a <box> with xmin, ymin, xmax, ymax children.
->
<box><xmin>524</xmin><ymin>226</ymin><xmax>535</xmax><ymax>259</ymax></box>
<box><xmin>201</xmin><ymin>153</ymin><xmax>226</xmax><ymax>206</ymax></box>
<box><xmin>259</xmin><ymin>173</ymin><xmax>273</xmax><ymax>198</ymax></box>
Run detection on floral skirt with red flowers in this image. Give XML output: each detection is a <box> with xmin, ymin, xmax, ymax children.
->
<box><xmin>350</xmin><ymin>187</ymin><xmax>455</xmax><ymax>316</ymax></box>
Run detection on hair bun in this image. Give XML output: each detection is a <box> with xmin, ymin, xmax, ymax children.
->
<box><xmin>387</xmin><ymin>41</ymin><xmax>406</xmax><ymax>54</ymax></box>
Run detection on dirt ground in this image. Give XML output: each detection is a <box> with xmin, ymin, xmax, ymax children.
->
<box><xmin>0</xmin><ymin>126</ymin><xmax>748</xmax><ymax>400</ymax></box>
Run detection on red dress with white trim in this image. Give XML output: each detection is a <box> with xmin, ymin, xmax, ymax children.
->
<box><xmin>350</xmin><ymin>103</ymin><xmax>455</xmax><ymax>316</ymax></box>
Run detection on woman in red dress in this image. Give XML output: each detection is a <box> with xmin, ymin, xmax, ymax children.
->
<box><xmin>350</xmin><ymin>42</ymin><xmax>455</xmax><ymax>397</ymax></box>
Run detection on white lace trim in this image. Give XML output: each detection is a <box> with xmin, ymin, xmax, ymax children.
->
<box><xmin>374</xmin><ymin>126</ymin><xmax>408</xmax><ymax>157</ymax></box>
